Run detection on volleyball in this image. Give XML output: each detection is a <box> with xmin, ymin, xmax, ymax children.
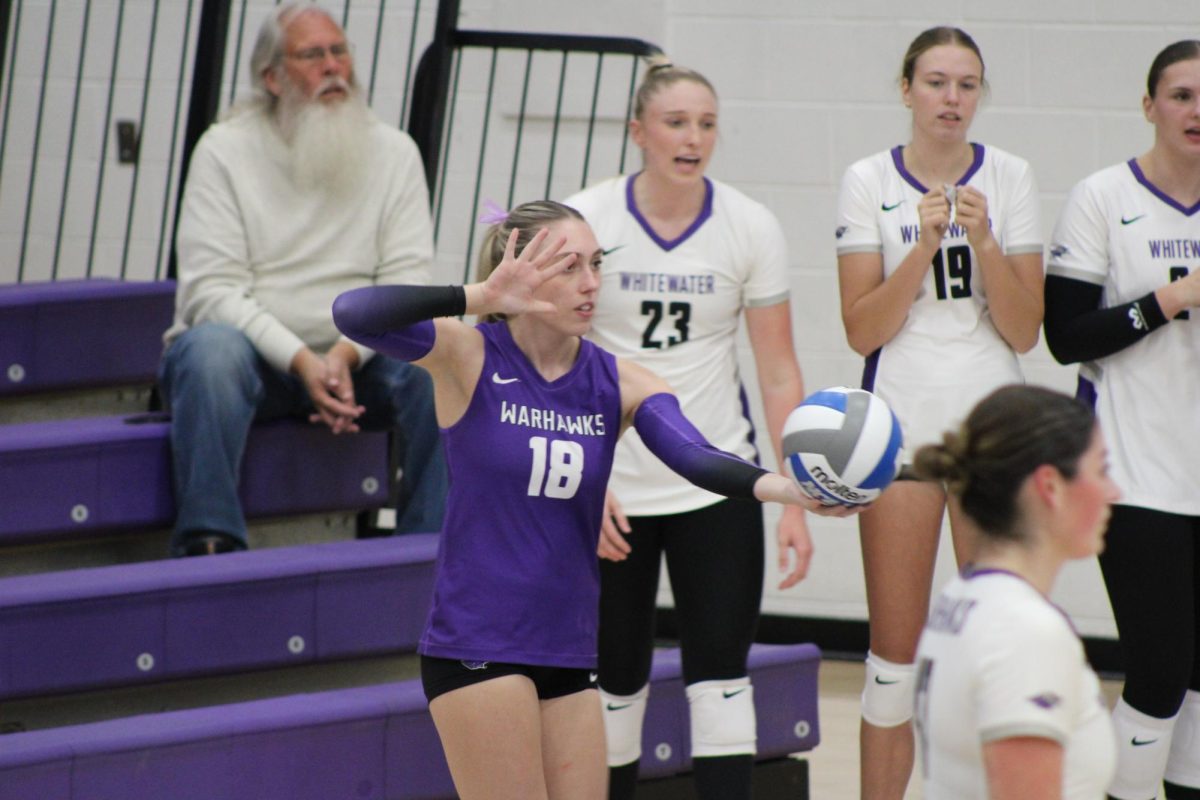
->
<box><xmin>782</xmin><ymin>387</ymin><xmax>903</xmax><ymax>507</ymax></box>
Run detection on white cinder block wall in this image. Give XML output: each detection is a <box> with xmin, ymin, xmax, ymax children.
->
<box><xmin>5</xmin><ymin>1</ymin><xmax>1190</xmax><ymax>637</ymax></box>
<box><xmin>463</xmin><ymin>0</ymin><xmax>1192</xmax><ymax>638</ymax></box>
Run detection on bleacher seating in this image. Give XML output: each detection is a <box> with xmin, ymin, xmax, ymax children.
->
<box><xmin>0</xmin><ymin>414</ymin><xmax>389</xmax><ymax>543</ymax></box>
<box><xmin>0</xmin><ymin>643</ymin><xmax>820</xmax><ymax>800</ymax></box>
<box><xmin>638</xmin><ymin>644</ymin><xmax>821</xmax><ymax>781</ymax></box>
<box><xmin>0</xmin><ymin>535</ymin><xmax>437</xmax><ymax>699</ymax></box>
<box><xmin>0</xmin><ymin>279</ymin><xmax>822</xmax><ymax>799</ymax></box>
<box><xmin>0</xmin><ymin>279</ymin><xmax>176</xmax><ymax>397</ymax></box>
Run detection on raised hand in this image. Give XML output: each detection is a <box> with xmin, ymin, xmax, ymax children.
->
<box><xmin>477</xmin><ymin>228</ymin><xmax>577</xmax><ymax>317</ymax></box>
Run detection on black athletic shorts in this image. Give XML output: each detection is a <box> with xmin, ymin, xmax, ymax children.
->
<box><xmin>420</xmin><ymin>655</ymin><xmax>598</xmax><ymax>702</ymax></box>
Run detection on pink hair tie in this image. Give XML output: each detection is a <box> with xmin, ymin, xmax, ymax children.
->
<box><xmin>477</xmin><ymin>199</ymin><xmax>509</xmax><ymax>226</ymax></box>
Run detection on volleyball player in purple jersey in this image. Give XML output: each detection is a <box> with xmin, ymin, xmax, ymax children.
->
<box><xmin>332</xmin><ymin>200</ymin><xmax>854</xmax><ymax>800</ymax></box>
<box><xmin>1044</xmin><ymin>41</ymin><xmax>1200</xmax><ymax>800</ymax></box>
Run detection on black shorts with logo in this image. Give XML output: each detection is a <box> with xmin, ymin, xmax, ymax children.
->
<box><xmin>420</xmin><ymin>655</ymin><xmax>598</xmax><ymax>703</ymax></box>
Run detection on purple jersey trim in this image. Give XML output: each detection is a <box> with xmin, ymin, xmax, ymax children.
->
<box><xmin>960</xmin><ymin>563</ymin><xmax>1078</xmax><ymax>633</ymax></box>
<box><xmin>961</xmin><ymin>563</ymin><xmax>1023</xmax><ymax>581</ymax></box>
<box><xmin>861</xmin><ymin>348</ymin><xmax>881</xmax><ymax>392</ymax></box>
<box><xmin>737</xmin><ymin>382</ymin><xmax>762</xmax><ymax>466</ymax></box>
<box><xmin>1076</xmin><ymin>376</ymin><xmax>1097</xmax><ymax>409</ymax></box>
<box><xmin>1127</xmin><ymin>158</ymin><xmax>1200</xmax><ymax>216</ymax></box>
<box><xmin>889</xmin><ymin>142</ymin><xmax>985</xmax><ymax>194</ymax></box>
<box><xmin>626</xmin><ymin>173</ymin><xmax>714</xmax><ymax>251</ymax></box>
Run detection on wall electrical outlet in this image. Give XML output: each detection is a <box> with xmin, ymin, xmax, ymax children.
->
<box><xmin>116</xmin><ymin>120</ymin><xmax>139</xmax><ymax>164</ymax></box>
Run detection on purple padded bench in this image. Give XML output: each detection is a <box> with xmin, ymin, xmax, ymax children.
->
<box><xmin>0</xmin><ymin>643</ymin><xmax>819</xmax><ymax>800</ymax></box>
<box><xmin>0</xmin><ymin>414</ymin><xmax>388</xmax><ymax>543</ymax></box>
<box><xmin>0</xmin><ymin>279</ymin><xmax>176</xmax><ymax>396</ymax></box>
<box><xmin>0</xmin><ymin>680</ymin><xmax>451</xmax><ymax>800</ymax></box>
<box><xmin>0</xmin><ymin>534</ymin><xmax>438</xmax><ymax>700</ymax></box>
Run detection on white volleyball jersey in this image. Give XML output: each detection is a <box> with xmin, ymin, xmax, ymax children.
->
<box><xmin>566</xmin><ymin>175</ymin><xmax>790</xmax><ymax>515</ymax></box>
<box><xmin>1048</xmin><ymin>160</ymin><xmax>1200</xmax><ymax>515</ymax></box>
<box><xmin>915</xmin><ymin>570</ymin><xmax>1115</xmax><ymax>800</ymax></box>
<box><xmin>836</xmin><ymin>145</ymin><xmax>1042</xmax><ymax>456</ymax></box>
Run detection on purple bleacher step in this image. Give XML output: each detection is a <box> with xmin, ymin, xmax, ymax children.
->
<box><xmin>0</xmin><ymin>279</ymin><xmax>176</xmax><ymax>396</ymax></box>
<box><xmin>0</xmin><ymin>642</ymin><xmax>820</xmax><ymax>799</ymax></box>
<box><xmin>638</xmin><ymin>642</ymin><xmax>821</xmax><ymax>779</ymax></box>
<box><xmin>0</xmin><ymin>534</ymin><xmax>438</xmax><ymax>700</ymax></box>
<box><xmin>0</xmin><ymin>414</ymin><xmax>388</xmax><ymax>543</ymax></box>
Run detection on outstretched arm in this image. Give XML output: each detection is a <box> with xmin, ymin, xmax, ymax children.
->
<box><xmin>619</xmin><ymin>361</ymin><xmax>858</xmax><ymax>517</ymax></box>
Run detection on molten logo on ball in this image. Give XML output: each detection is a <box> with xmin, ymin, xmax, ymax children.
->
<box><xmin>782</xmin><ymin>387</ymin><xmax>903</xmax><ymax>507</ymax></box>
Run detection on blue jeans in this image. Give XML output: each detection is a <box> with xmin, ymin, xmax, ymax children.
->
<box><xmin>158</xmin><ymin>323</ymin><xmax>447</xmax><ymax>555</ymax></box>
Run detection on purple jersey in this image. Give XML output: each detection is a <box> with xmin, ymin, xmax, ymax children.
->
<box><xmin>420</xmin><ymin>321</ymin><xmax>622</xmax><ymax>668</ymax></box>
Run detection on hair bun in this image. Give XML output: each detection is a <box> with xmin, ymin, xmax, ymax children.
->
<box><xmin>912</xmin><ymin>430</ymin><xmax>968</xmax><ymax>489</ymax></box>
<box><xmin>644</xmin><ymin>53</ymin><xmax>674</xmax><ymax>71</ymax></box>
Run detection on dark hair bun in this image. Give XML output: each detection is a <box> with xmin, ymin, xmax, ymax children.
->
<box><xmin>913</xmin><ymin>430</ymin><xmax>968</xmax><ymax>491</ymax></box>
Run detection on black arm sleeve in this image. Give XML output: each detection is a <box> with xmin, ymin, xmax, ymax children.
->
<box><xmin>1043</xmin><ymin>274</ymin><xmax>1169</xmax><ymax>365</ymax></box>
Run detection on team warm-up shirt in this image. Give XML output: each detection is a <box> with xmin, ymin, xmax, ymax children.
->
<box><xmin>419</xmin><ymin>322</ymin><xmax>622</xmax><ymax>668</ymax></box>
<box><xmin>836</xmin><ymin>144</ymin><xmax>1042</xmax><ymax>456</ymax></box>
<box><xmin>566</xmin><ymin>175</ymin><xmax>789</xmax><ymax>516</ymax></box>
<box><xmin>914</xmin><ymin>569</ymin><xmax>1115</xmax><ymax>799</ymax></box>
<box><xmin>1048</xmin><ymin>160</ymin><xmax>1200</xmax><ymax>515</ymax></box>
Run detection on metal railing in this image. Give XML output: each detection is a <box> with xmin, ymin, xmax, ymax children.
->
<box><xmin>415</xmin><ymin>25</ymin><xmax>660</xmax><ymax>282</ymax></box>
<box><xmin>0</xmin><ymin>0</ymin><xmax>660</xmax><ymax>286</ymax></box>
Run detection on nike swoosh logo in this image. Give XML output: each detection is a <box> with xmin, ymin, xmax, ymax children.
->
<box><xmin>606</xmin><ymin>702</ymin><xmax>633</xmax><ymax>711</ymax></box>
<box><xmin>874</xmin><ymin>677</ymin><xmax>900</xmax><ymax>685</ymax></box>
<box><xmin>723</xmin><ymin>688</ymin><xmax>747</xmax><ymax>699</ymax></box>
<box><xmin>602</xmin><ymin>245</ymin><xmax>626</xmax><ymax>256</ymax></box>
<box><xmin>1121</xmin><ymin>214</ymin><xmax>1146</xmax><ymax>225</ymax></box>
<box><xmin>881</xmin><ymin>201</ymin><xmax>902</xmax><ymax>212</ymax></box>
<box><xmin>1132</xmin><ymin>736</ymin><xmax>1158</xmax><ymax>746</ymax></box>
<box><xmin>491</xmin><ymin>372</ymin><xmax>520</xmax><ymax>384</ymax></box>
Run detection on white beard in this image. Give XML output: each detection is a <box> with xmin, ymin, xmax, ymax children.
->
<box><xmin>275</xmin><ymin>77</ymin><xmax>373</xmax><ymax>196</ymax></box>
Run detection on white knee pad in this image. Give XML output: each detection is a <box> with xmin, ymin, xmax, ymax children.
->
<box><xmin>1167</xmin><ymin>690</ymin><xmax>1200</xmax><ymax>789</ymax></box>
<box><xmin>600</xmin><ymin>685</ymin><xmax>649</xmax><ymax>767</ymax></box>
<box><xmin>861</xmin><ymin>651</ymin><xmax>916</xmax><ymax>728</ymax></box>
<box><xmin>686</xmin><ymin>677</ymin><xmax>757</xmax><ymax>758</ymax></box>
<box><xmin>1109</xmin><ymin>696</ymin><xmax>1177</xmax><ymax>800</ymax></box>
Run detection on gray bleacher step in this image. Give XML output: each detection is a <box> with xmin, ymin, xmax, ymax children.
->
<box><xmin>1</xmin><ymin>415</ymin><xmax>389</xmax><ymax>546</ymax></box>
<box><xmin>0</xmin><ymin>651</ymin><xmax>421</xmax><ymax>734</ymax></box>
<box><xmin>0</xmin><ymin>385</ymin><xmax>155</xmax><ymax>425</ymax></box>
<box><xmin>0</xmin><ymin>512</ymin><xmax>360</xmax><ymax>579</ymax></box>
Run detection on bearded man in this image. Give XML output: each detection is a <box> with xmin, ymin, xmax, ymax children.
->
<box><xmin>159</xmin><ymin>2</ymin><xmax>446</xmax><ymax>556</ymax></box>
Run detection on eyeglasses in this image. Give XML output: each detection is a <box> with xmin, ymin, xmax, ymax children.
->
<box><xmin>286</xmin><ymin>43</ymin><xmax>352</xmax><ymax>62</ymax></box>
